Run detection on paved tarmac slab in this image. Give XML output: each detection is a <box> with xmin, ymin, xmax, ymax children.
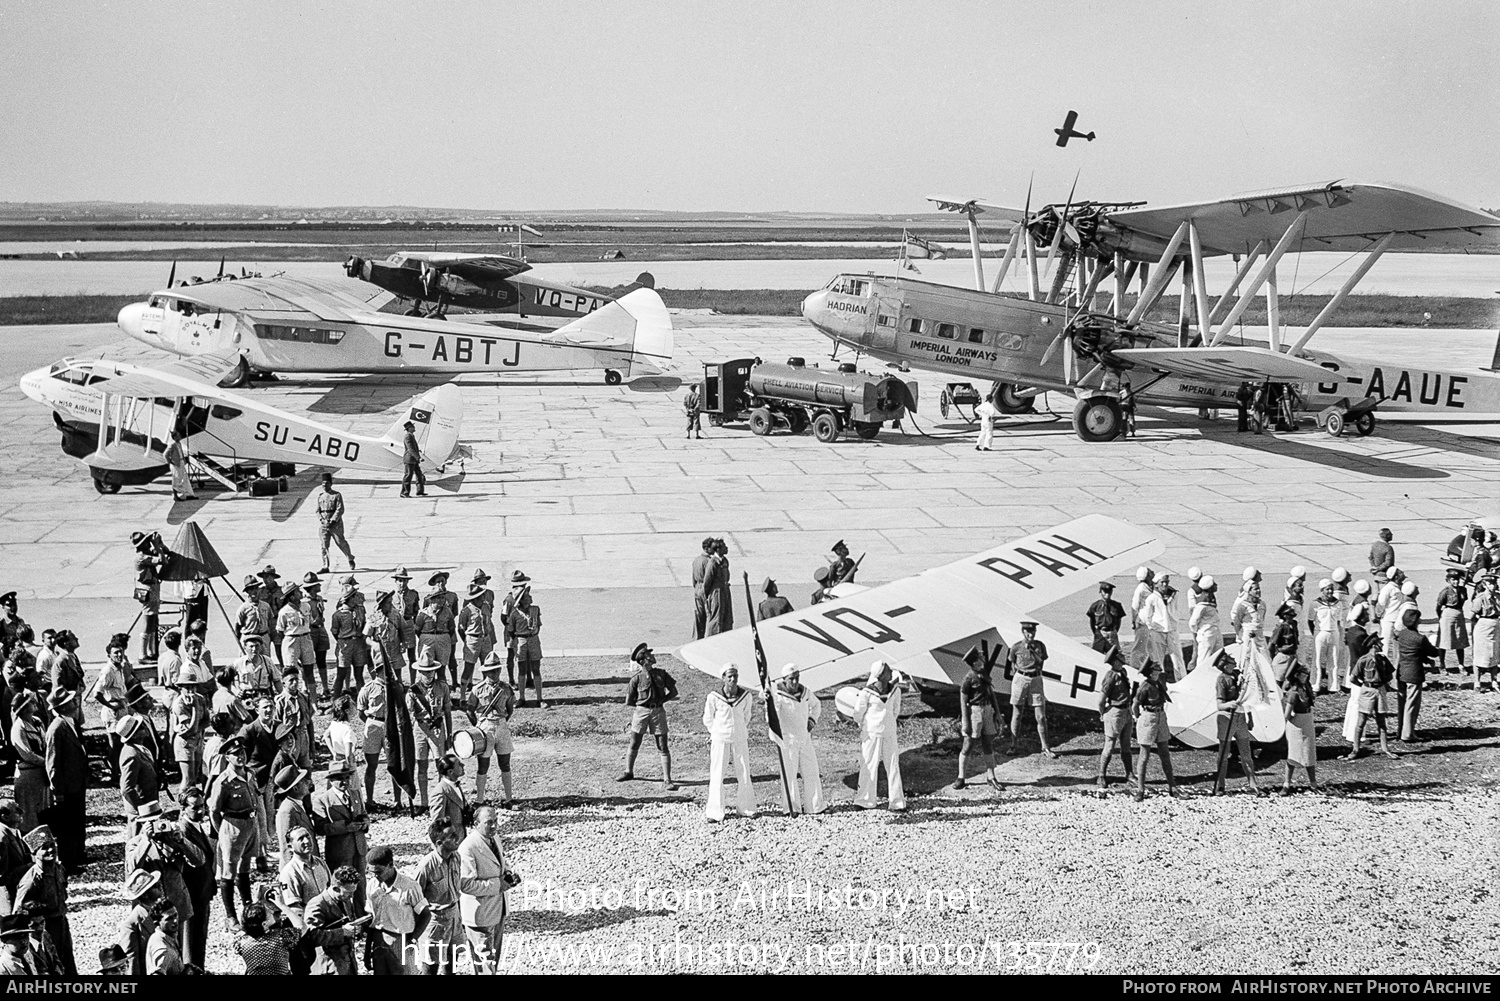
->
<box><xmin>4</xmin><ymin>316</ymin><xmax>1500</xmax><ymax>661</ymax></box>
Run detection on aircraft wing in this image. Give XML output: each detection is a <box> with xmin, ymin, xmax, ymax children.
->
<box><xmin>394</xmin><ymin>252</ymin><xmax>531</xmax><ymax>278</ymax></box>
<box><xmin>85</xmin><ymin>355</ymin><xmax>244</xmax><ymax>399</ymax></box>
<box><xmin>1102</xmin><ymin>180</ymin><xmax>1500</xmax><ymax>258</ymax></box>
<box><xmin>926</xmin><ymin>196</ymin><xmax>1028</xmax><ymax>222</ymax></box>
<box><xmin>1111</xmin><ymin>346</ymin><xmax>1343</xmax><ymax>385</ymax></box>
<box><xmin>677</xmin><ymin>515</ymin><xmax>1163</xmax><ymax>696</ymax></box>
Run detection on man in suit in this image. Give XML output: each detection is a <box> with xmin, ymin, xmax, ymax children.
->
<box><xmin>457</xmin><ymin>806</ymin><xmax>511</xmax><ymax>975</ymax></box>
<box><xmin>175</xmin><ymin>787</ymin><xmax>216</xmax><ymax>971</ymax></box>
<box><xmin>314</xmin><ymin>767</ymin><xmax>368</xmax><ymax>911</ymax></box>
<box><xmin>306</xmin><ymin>865</ymin><xmax>365</xmax><ymax>975</ymax></box>
<box><xmin>238</xmin><ymin>697</ymin><xmax>279</xmax><ymax>874</ymax></box>
<box><xmin>0</xmin><ymin>802</ymin><xmax>32</xmax><ymax>915</ymax></box>
<box><xmin>117</xmin><ymin>717</ymin><xmax>159</xmax><ymax>839</ymax></box>
<box><xmin>430</xmin><ymin>754</ymin><xmax>468</xmax><ymax>844</ymax></box>
<box><xmin>690</xmin><ymin>538</ymin><xmax>716</xmax><ymax>640</ymax></box>
<box><xmin>42</xmin><ymin>690</ymin><xmax>87</xmax><ymax>873</ymax></box>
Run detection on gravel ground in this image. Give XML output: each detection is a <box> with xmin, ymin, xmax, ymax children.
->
<box><xmin>50</xmin><ymin>655</ymin><xmax>1499</xmax><ymax>974</ymax></box>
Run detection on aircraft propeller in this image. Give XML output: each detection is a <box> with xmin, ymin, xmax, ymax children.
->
<box><xmin>167</xmin><ymin>260</ymin><xmax>177</xmax><ymax>288</ymax></box>
<box><xmin>216</xmin><ymin>257</ymin><xmax>225</xmax><ymax>280</ymax></box>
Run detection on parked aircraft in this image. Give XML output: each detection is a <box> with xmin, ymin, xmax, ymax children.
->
<box><xmin>343</xmin><ymin>250</ymin><xmax>655</xmax><ymax>320</ymax></box>
<box><xmin>802</xmin><ymin>181</ymin><xmax>1500</xmax><ymax>440</ymax></box>
<box><xmin>678</xmin><ymin>515</ymin><xmax>1285</xmax><ymax>746</ymax></box>
<box><xmin>116</xmin><ymin>272</ymin><xmax>672</xmax><ymax>386</ymax></box>
<box><xmin>19</xmin><ymin>354</ymin><xmax>468</xmax><ymax>495</ymax></box>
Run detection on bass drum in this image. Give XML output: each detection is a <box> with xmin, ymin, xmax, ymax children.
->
<box><xmin>452</xmin><ymin>725</ymin><xmax>489</xmax><ymax>760</ymax></box>
<box><xmin>833</xmin><ymin>686</ymin><xmax>863</xmax><ymax>722</ymax></box>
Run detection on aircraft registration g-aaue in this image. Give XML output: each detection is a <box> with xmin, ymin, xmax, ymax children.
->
<box><xmin>679</xmin><ymin>514</ymin><xmax>1163</xmax><ymax>700</ymax></box>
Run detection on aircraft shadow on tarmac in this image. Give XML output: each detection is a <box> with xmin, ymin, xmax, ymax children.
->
<box><xmin>1184</xmin><ymin>421</ymin><xmax>1451</xmax><ymax>479</ymax></box>
<box><xmin>301</xmin><ymin>375</ymin><xmax>681</xmax><ymax>416</ymax></box>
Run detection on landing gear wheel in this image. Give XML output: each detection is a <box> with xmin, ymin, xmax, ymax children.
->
<box><xmin>785</xmin><ymin>409</ymin><xmax>809</xmax><ymax>435</ymax></box>
<box><xmin>604</xmin><ymin>370</ymin><xmax>622</xmax><ymax>386</ymax></box>
<box><xmin>1354</xmin><ymin>412</ymin><xmax>1376</xmax><ymax>436</ymax></box>
<box><xmin>1072</xmin><ymin>396</ymin><xmax>1124</xmax><ymax>443</ymax></box>
<box><xmin>218</xmin><ymin>356</ymin><xmax>251</xmax><ymax>389</ymax></box>
<box><xmin>939</xmin><ymin>390</ymin><xmax>952</xmax><ymax>418</ymax></box>
<box><xmin>812</xmin><ymin>413</ymin><xmax>840</xmax><ymax>443</ymax></box>
<box><xmin>1324</xmin><ymin>412</ymin><xmax>1345</xmax><ymax>437</ymax></box>
<box><xmin>853</xmin><ymin>421</ymin><xmax>880</xmax><ymax>440</ymax></box>
<box><xmin>994</xmin><ymin>382</ymin><xmax>1036</xmax><ymax>415</ymax></box>
<box><xmin>92</xmin><ymin>476</ymin><xmax>120</xmax><ymax>495</ymax></box>
<box><xmin>748</xmin><ymin>407</ymin><xmax>773</xmax><ymax>436</ymax></box>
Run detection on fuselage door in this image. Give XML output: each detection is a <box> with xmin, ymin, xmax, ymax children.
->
<box><xmin>871</xmin><ymin>294</ymin><xmax>902</xmax><ymax>353</ymax></box>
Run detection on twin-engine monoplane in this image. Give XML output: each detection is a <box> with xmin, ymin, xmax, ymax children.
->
<box><xmin>803</xmin><ymin>181</ymin><xmax>1500</xmax><ymax>440</ymax></box>
<box><xmin>678</xmin><ymin>515</ymin><xmax>1285</xmax><ymax>747</ymax></box>
<box><xmin>20</xmin><ymin>354</ymin><xmax>468</xmax><ymax>495</ymax></box>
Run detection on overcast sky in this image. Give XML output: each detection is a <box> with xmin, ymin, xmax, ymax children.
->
<box><xmin>3</xmin><ymin>0</ymin><xmax>1497</xmax><ymax>213</ymax></box>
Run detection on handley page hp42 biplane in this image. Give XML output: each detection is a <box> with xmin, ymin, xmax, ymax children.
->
<box><xmin>116</xmin><ymin>271</ymin><xmax>672</xmax><ymax>387</ymax></box>
<box><xmin>801</xmin><ymin>181</ymin><xmax>1500</xmax><ymax>441</ymax></box>
<box><xmin>679</xmin><ymin>515</ymin><xmax>1286</xmax><ymax>747</ymax></box>
<box><xmin>20</xmin><ymin>354</ymin><xmax>468</xmax><ymax>495</ymax></box>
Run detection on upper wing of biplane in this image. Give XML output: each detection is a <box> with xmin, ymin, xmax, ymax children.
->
<box><xmin>927</xmin><ymin>196</ymin><xmax>1029</xmax><ymax>222</ymax></box>
<box><xmin>1101</xmin><ymin>180</ymin><xmax>1500</xmax><ymax>259</ymax></box>
<box><xmin>1111</xmin><ymin>345</ymin><xmax>1343</xmax><ymax>385</ymax></box>
<box><xmin>391</xmin><ymin>252</ymin><xmax>532</xmax><ymax>279</ymax></box>
<box><xmin>677</xmin><ymin>515</ymin><xmax>1163</xmax><ymax>701</ymax></box>
<box><xmin>83</xmin><ymin>355</ymin><xmax>245</xmax><ymax>399</ymax></box>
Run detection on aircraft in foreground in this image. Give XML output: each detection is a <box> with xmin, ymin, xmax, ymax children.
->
<box><xmin>115</xmin><ymin>272</ymin><xmax>672</xmax><ymax>387</ymax></box>
<box><xmin>20</xmin><ymin>354</ymin><xmax>468</xmax><ymax>495</ymax></box>
<box><xmin>801</xmin><ymin>181</ymin><xmax>1500</xmax><ymax>440</ymax></box>
<box><xmin>343</xmin><ymin>250</ymin><xmax>655</xmax><ymax>320</ymax></box>
<box><xmin>678</xmin><ymin>515</ymin><xmax>1285</xmax><ymax>747</ymax></box>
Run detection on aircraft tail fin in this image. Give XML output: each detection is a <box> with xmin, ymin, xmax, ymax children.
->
<box><xmin>385</xmin><ymin>383</ymin><xmax>465</xmax><ymax>468</ymax></box>
<box><xmin>620</xmin><ymin>287</ymin><xmax>673</xmax><ymax>374</ymax></box>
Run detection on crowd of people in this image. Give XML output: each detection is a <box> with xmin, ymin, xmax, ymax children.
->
<box><xmin>0</xmin><ymin>513</ymin><xmax>1485</xmax><ymax>974</ymax></box>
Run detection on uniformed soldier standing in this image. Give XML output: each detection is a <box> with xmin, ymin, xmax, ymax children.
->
<box><xmin>465</xmin><ymin>654</ymin><xmax>516</xmax><ymax>807</ymax></box>
<box><xmin>1085</xmin><ymin>582</ymin><xmax>1125</xmax><ymax>653</ymax></box>
<box><xmin>315</xmin><ymin>474</ymin><xmax>356</xmax><ymax>574</ymax></box>
<box><xmin>684</xmin><ymin>385</ymin><xmax>704</xmax><ymax>440</ymax></box>
<box><xmin>392</xmin><ymin>567</ymin><xmax>420</xmax><ymax>679</ymax></box>
<box><xmin>701</xmin><ymin>665</ymin><xmax>755</xmax><ymax>822</ymax></box>
<box><xmin>956</xmin><ymin>647</ymin><xmax>1001</xmax><ymax>790</ymax></box>
<box><xmin>208</xmin><ymin>737</ymin><xmax>258</xmax><ymax>930</ymax></box>
<box><xmin>455</xmin><ymin>584</ymin><xmax>495</xmax><ymax>700</ymax></box>
<box><xmin>408</xmin><ymin>654</ymin><xmax>453</xmax><ymax>813</ymax></box>
<box><xmin>498</xmin><ymin>571</ymin><xmax>529</xmax><ymax>688</ymax></box>
<box><xmin>1095</xmin><ymin>645</ymin><xmax>1134</xmax><ymax>794</ymax></box>
<box><xmin>619</xmin><ymin>644</ymin><xmax>678</xmax><ymax>791</ymax></box>
<box><xmin>329</xmin><ymin>588</ymin><xmax>370</xmax><ymax>701</ymax></box>
<box><xmin>827</xmin><ymin>540</ymin><xmax>858</xmax><ymax>586</ymax></box>
<box><xmin>400</xmin><ymin>420</ymin><xmax>426</xmax><ymax>498</ymax></box>
<box><xmin>757</xmin><ymin>578</ymin><xmax>793</xmax><ymax>620</ymax></box>
<box><xmin>1008</xmin><ymin>622</ymin><xmax>1058</xmax><ymax>758</ymax></box>
<box><xmin>419</xmin><ymin>572</ymin><xmax>459</xmax><ymax>687</ymax></box>
<box><xmin>233</xmin><ymin>577</ymin><xmax>272</xmax><ymax>660</ymax></box>
<box><xmin>508</xmin><ymin>587</ymin><xmax>545</xmax><ymax>709</ymax></box>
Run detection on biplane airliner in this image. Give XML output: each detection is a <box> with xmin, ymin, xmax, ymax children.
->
<box><xmin>19</xmin><ymin>354</ymin><xmax>468</xmax><ymax>495</ymax></box>
<box><xmin>801</xmin><ymin>181</ymin><xmax>1500</xmax><ymax>441</ymax></box>
<box><xmin>679</xmin><ymin>515</ymin><xmax>1285</xmax><ymax>747</ymax></box>
<box><xmin>116</xmin><ymin>271</ymin><xmax>672</xmax><ymax>387</ymax></box>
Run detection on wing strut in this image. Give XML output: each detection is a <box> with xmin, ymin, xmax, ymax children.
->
<box><xmin>1188</xmin><ymin>222</ymin><xmax>1212</xmax><ymax>343</ymax></box>
<box><xmin>1125</xmin><ymin>220</ymin><xmax>1190</xmax><ymax>325</ymax></box>
<box><xmin>1208</xmin><ymin>209</ymin><xmax>1310</xmax><ymax>346</ymax></box>
<box><xmin>1287</xmin><ymin>232</ymin><xmax>1395</xmax><ymax>354</ymax></box>
<box><xmin>991</xmin><ymin>228</ymin><xmax>1022</xmax><ymax>293</ymax></box>
<box><xmin>1206</xmin><ymin>241</ymin><xmax>1266</xmax><ymax>330</ymax></box>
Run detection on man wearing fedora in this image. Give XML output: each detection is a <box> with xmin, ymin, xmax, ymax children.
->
<box><xmin>401</xmin><ymin>420</ymin><xmax>426</xmax><ymax>497</ymax></box>
<box><xmin>208</xmin><ymin>737</ymin><xmax>259</xmax><ymax>928</ymax></box>
<box><xmin>117</xmin><ymin>716</ymin><xmax>160</xmax><ymax>839</ymax></box>
<box><xmin>314</xmin><ymin>766</ymin><xmax>369</xmax><ymax>911</ymax></box>
<box><xmin>117</xmin><ymin>868</ymin><xmax>162</xmax><ymax>977</ymax></box>
<box><xmin>273</xmin><ymin>669</ymin><xmax>315</xmax><ymax>768</ymax></box>
<box><xmin>43</xmin><ymin>690</ymin><xmax>86</xmax><ymax>872</ymax></box>
<box><xmin>417</xmin><ymin>571</ymin><xmax>459</xmax><ymax>687</ymax></box>
<box><xmin>409</xmin><ymin>652</ymin><xmax>453</xmax><ymax>813</ymax></box>
<box><xmin>47</xmin><ymin>631</ymin><xmax>84</xmax><ymax>728</ymax></box>
<box><xmin>456</xmin><ymin>580</ymin><xmax>495</xmax><ymax>700</ymax></box>
<box><xmin>316</xmin><ymin>472</ymin><xmax>356</xmax><ymax>574</ymax></box>
<box><xmin>466</xmin><ymin>652</ymin><xmax>517</xmax><ymax>806</ymax></box>
<box><xmin>274</xmin><ymin>763</ymin><xmax>317</xmax><ymax>869</ymax></box>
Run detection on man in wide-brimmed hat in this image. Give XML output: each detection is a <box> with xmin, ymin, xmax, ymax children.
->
<box><xmin>116</xmin><ymin>716</ymin><xmax>160</xmax><ymax>839</ymax></box>
<box><xmin>302</xmin><ymin>572</ymin><xmax>332</xmax><ymax>697</ymax></box>
<box><xmin>391</xmin><ymin>566</ymin><xmax>420</xmax><ymax>669</ymax></box>
<box><xmin>499</xmin><ymin>570</ymin><xmax>531</xmax><ymax>687</ymax></box>
<box><xmin>314</xmin><ymin>765</ymin><xmax>368</xmax><ymax>911</ymax></box>
<box><xmin>272</xmin><ymin>763</ymin><xmax>315</xmax><ymax>869</ymax></box>
<box><xmin>465</xmin><ymin>652</ymin><xmax>517</xmax><ymax>806</ymax></box>
<box><xmin>117</xmin><ymin>868</ymin><xmax>162</xmax><ymax>976</ymax></box>
<box><xmin>234</xmin><ymin>575</ymin><xmax>274</xmax><ymax>659</ymax></box>
<box><xmin>42</xmin><ymin>689</ymin><xmax>86</xmax><ymax>871</ymax></box>
<box><xmin>417</xmin><ymin>571</ymin><xmax>459</xmax><ymax>688</ymax></box>
<box><xmin>408</xmin><ymin>652</ymin><xmax>453</xmax><ymax>813</ymax></box>
<box><xmin>506</xmin><ymin>579</ymin><xmax>546</xmax><ymax>709</ymax></box>
<box><xmin>277</xmin><ymin>580</ymin><xmax>317</xmax><ymax>699</ymax></box>
<box><xmin>329</xmin><ymin>579</ymin><xmax>371</xmax><ymax>700</ymax></box>
<box><xmin>455</xmin><ymin>580</ymin><xmax>495</xmax><ymax>700</ymax></box>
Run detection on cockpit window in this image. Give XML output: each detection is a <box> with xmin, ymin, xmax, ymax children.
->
<box><xmin>828</xmin><ymin>277</ymin><xmax>871</xmax><ymax>297</ymax></box>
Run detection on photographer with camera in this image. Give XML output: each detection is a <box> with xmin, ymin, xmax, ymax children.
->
<box><xmin>130</xmin><ymin>532</ymin><xmax>171</xmax><ymax>665</ymax></box>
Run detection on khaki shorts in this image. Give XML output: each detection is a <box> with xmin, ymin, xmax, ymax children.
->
<box><xmin>363</xmin><ymin>720</ymin><xmax>386</xmax><ymax>758</ymax></box>
<box><xmin>628</xmin><ymin>706</ymin><xmax>668</xmax><ymax>736</ymax></box>
<box><xmin>479</xmin><ymin>718</ymin><xmax>514</xmax><ymax>757</ymax></box>
<box><xmin>1102</xmin><ymin>707</ymin><xmax>1131</xmax><ymax>739</ymax></box>
<box><xmin>1011</xmin><ymin>673</ymin><xmax>1046</xmax><ymax>707</ymax></box>
<box><xmin>216</xmin><ymin>815</ymin><xmax>258</xmax><ymax>880</ymax></box>
<box><xmin>963</xmin><ymin>704</ymin><xmax>997</xmax><ymax>739</ymax></box>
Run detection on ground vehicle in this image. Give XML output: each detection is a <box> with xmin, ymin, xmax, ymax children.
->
<box><xmin>698</xmin><ymin>357</ymin><xmax>917</xmax><ymax>443</ymax></box>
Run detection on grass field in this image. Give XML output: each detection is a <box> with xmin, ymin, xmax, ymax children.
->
<box><xmin>3</xmin><ymin>291</ymin><xmax>1495</xmax><ymax>326</ymax></box>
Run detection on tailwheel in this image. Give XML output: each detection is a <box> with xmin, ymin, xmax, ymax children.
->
<box><xmin>1072</xmin><ymin>396</ymin><xmax>1124</xmax><ymax>443</ymax></box>
<box><xmin>604</xmin><ymin>370</ymin><xmax>622</xmax><ymax>386</ymax></box>
<box><xmin>1354</xmin><ymin>412</ymin><xmax>1376</xmax><ymax>436</ymax></box>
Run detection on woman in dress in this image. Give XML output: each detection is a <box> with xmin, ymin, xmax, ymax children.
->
<box><xmin>1466</xmin><ymin>575</ymin><xmax>1498</xmax><ymax>691</ymax></box>
<box><xmin>1280</xmin><ymin>661</ymin><xmax>1319</xmax><ymax>793</ymax></box>
<box><xmin>8</xmin><ymin>694</ymin><xmax>49</xmax><ymax>832</ymax></box>
<box><xmin>1433</xmin><ymin>568</ymin><xmax>1468</xmax><ymax>687</ymax></box>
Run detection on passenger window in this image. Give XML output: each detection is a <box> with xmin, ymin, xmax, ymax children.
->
<box><xmin>210</xmin><ymin>405</ymin><xmax>242</xmax><ymax>420</ymax></box>
<box><xmin>936</xmin><ymin>323</ymin><xmax>956</xmax><ymax>340</ymax></box>
<box><xmin>968</xmin><ymin>328</ymin><xmax>985</xmax><ymax>343</ymax></box>
<box><xmin>877</xmin><ymin>314</ymin><xmax>894</xmax><ymax>327</ymax></box>
<box><xmin>907</xmin><ymin>318</ymin><xmax>923</xmax><ymax>334</ymax></box>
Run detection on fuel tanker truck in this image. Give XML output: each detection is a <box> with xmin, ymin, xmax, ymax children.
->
<box><xmin>698</xmin><ymin>356</ymin><xmax>917</xmax><ymax>442</ymax></box>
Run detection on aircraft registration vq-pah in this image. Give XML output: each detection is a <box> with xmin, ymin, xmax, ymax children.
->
<box><xmin>801</xmin><ymin>181</ymin><xmax>1500</xmax><ymax>441</ymax></box>
<box><xmin>115</xmin><ymin>269</ymin><xmax>672</xmax><ymax>386</ymax></box>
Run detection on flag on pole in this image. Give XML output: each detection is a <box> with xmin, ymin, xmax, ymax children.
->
<box><xmin>383</xmin><ymin>656</ymin><xmax>417</xmax><ymax>802</ymax></box>
<box><xmin>744</xmin><ymin>573</ymin><xmax>796</xmax><ymax>813</ymax></box>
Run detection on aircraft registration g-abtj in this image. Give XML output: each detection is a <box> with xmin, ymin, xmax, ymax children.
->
<box><xmin>19</xmin><ymin>353</ymin><xmax>469</xmax><ymax>495</ymax></box>
<box><xmin>115</xmin><ymin>271</ymin><xmax>672</xmax><ymax>387</ymax></box>
<box><xmin>801</xmin><ymin>181</ymin><xmax>1500</xmax><ymax>441</ymax></box>
<box><xmin>678</xmin><ymin>515</ymin><xmax>1284</xmax><ymax>747</ymax></box>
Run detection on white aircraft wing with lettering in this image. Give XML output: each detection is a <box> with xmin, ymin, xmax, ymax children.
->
<box><xmin>1112</xmin><ymin>346</ymin><xmax>1346</xmax><ymax>385</ymax></box>
<box><xmin>678</xmin><ymin>515</ymin><xmax>1163</xmax><ymax>705</ymax></box>
<box><xmin>82</xmin><ymin>355</ymin><xmax>245</xmax><ymax>399</ymax></box>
